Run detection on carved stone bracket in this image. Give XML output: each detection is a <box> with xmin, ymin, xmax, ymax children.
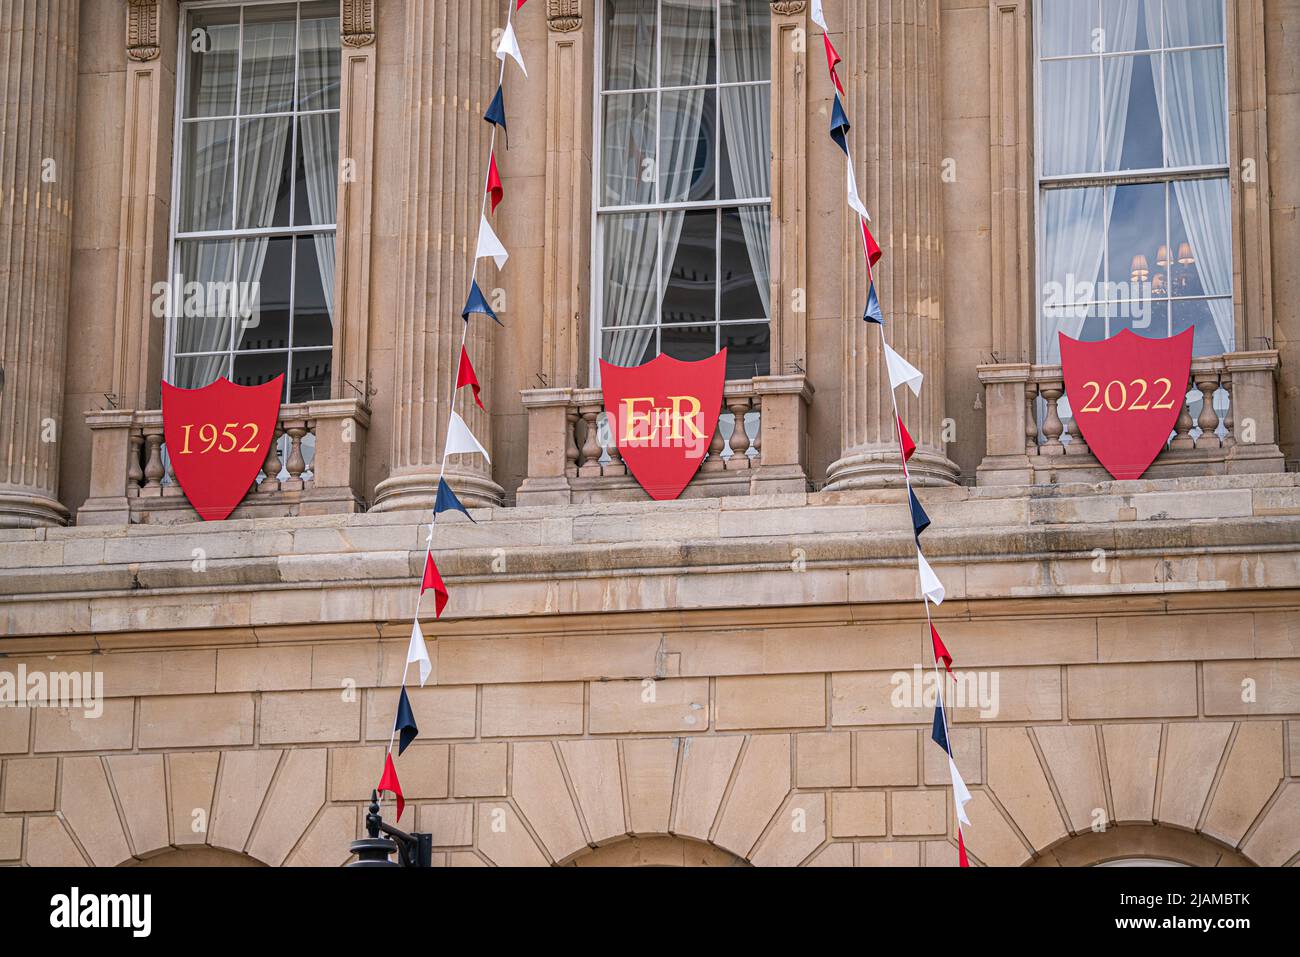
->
<box><xmin>342</xmin><ymin>0</ymin><xmax>376</xmax><ymax>47</ymax></box>
<box><xmin>127</xmin><ymin>0</ymin><xmax>161</xmax><ymax>62</ymax></box>
<box><xmin>770</xmin><ymin>1</ymin><xmax>808</xmax><ymax>14</ymax></box>
<box><xmin>548</xmin><ymin>0</ymin><xmax>582</xmax><ymax>32</ymax></box>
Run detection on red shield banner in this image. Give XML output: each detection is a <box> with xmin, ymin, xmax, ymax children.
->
<box><xmin>600</xmin><ymin>350</ymin><xmax>726</xmax><ymax>501</ymax></box>
<box><xmin>161</xmin><ymin>376</ymin><xmax>283</xmax><ymax>521</ymax></box>
<box><xmin>1059</xmin><ymin>328</ymin><xmax>1193</xmax><ymax>481</ymax></box>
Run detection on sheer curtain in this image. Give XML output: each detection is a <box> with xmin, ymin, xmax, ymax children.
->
<box><xmin>719</xmin><ymin>0</ymin><xmax>770</xmax><ymax>319</ymax></box>
<box><xmin>298</xmin><ymin>15</ymin><xmax>339</xmax><ymax>323</ymax></box>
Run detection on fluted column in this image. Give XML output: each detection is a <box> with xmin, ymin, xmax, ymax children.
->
<box><xmin>371</xmin><ymin>0</ymin><xmax>503</xmax><ymax>510</ymax></box>
<box><xmin>0</xmin><ymin>0</ymin><xmax>78</xmax><ymax>526</ymax></box>
<box><xmin>824</xmin><ymin>0</ymin><xmax>958</xmax><ymax>488</ymax></box>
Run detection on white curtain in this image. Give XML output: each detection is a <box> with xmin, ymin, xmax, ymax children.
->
<box><xmin>603</xmin><ymin>211</ymin><xmax>659</xmax><ymax>366</ymax></box>
<box><xmin>298</xmin><ymin>15</ymin><xmax>339</xmax><ymax>323</ymax></box>
<box><xmin>1039</xmin><ymin>188</ymin><xmax>1106</xmax><ymax>364</ymax></box>
<box><xmin>719</xmin><ymin>0</ymin><xmax>771</xmax><ymax>319</ymax></box>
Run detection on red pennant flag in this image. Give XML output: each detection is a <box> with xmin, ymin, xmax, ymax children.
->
<box><xmin>421</xmin><ymin>553</ymin><xmax>449</xmax><ymax>619</ymax></box>
<box><xmin>378</xmin><ymin>752</ymin><xmax>405</xmax><ymax>822</ymax></box>
<box><xmin>517</xmin><ymin>0</ymin><xmax>529</xmax><ymax>8</ymax></box>
<box><xmin>822</xmin><ymin>33</ymin><xmax>845</xmax><ymax>95</ymax></box>
<box><xmin>487</xmin><ymin>152</ymin><xmax>503</xmax><ymax>213</ymax></box>
<box><xmin>457</xmin><ymin>346</ymin><xmax>485</xmax><ymax>410</ymax></box>
<box><xmin>861</xmin><ymin>219</ymin><xmax>882</xmax><ymax>271</ymax></box>
<box><xmin>931</xmin><ymin>623</ymin><xmax>952</xmax><ymax>673</ymax></box>
<box><xmin>958</xmin><ymin>828</ymin><xmax>970</xmax><ymax>867</ymax></box>
<box><xmin>897</xmin><ymin>415</ymin><xmax>916</xmax><ymax>463</ymax></box>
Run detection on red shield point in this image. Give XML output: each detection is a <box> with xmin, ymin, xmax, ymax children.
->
<box><xmin>161</xmin><ymin>376</ymin><xmax>283</xmax><ymax>521</ymax></box>
<box><xmin>600</xmin><ymin>350</ymin><xmax>726</xmax><ymax>501</ymax></box>
<box><xmin>1059</xmin><ymin>329</ymin><xmax>1193</xmax><ymax>481</ymax></box>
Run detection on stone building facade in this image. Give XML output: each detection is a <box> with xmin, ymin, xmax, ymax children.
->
<box><xmin>0</xmin><ymin>0</ymin><xmax>1296</xmax><ymax>867</ymax></box>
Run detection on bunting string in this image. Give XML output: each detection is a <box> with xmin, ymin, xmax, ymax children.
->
<box><xmin>813</xmin><ymin>0</ymin><xmax>971</xmax><ymax>865</ymax></box>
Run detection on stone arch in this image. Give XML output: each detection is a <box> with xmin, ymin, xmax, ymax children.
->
<box><xmin>123</xmin><ymin>846</ymin><xmax>266</xmax><ymax>867</ymax></box>
<box><xmin>1028</xmin><ymin>825</ymin><xmax>1254</xmax><ymax>867</ymax></box>
<box><xmin>563</xmin><ymin>835</ymin><xmax>748</xmax><ymax>867</ymax></box>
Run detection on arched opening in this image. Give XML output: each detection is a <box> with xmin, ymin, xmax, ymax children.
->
<box><xmin>1029</xmin><ymin>825</ymin><xmax>1255</xmax><ymax>867</ymax></box>
<box><xmin>563</xmin><ymin>835</ymin><xmax>749</xmax><ymax>867</ymax></box>
<box><xmin>124</xmin><ymin>846</ymin><xmax>267</xmax><ymax>867</ymax></box>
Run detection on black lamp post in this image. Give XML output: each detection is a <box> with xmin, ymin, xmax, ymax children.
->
<box><xmin>346</xmin><ymin>790</ymin><xmax>434</xmax><ymax>867</ymax></box>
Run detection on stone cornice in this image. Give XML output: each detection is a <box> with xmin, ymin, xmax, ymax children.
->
<box><xmin>126</xmin><ymin>0</ymin><xmax>161</xmax><ymax>62</ymax></box>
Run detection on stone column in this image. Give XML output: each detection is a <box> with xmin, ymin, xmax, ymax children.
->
<box><xmin>824</xmin><ymin>0</ymin><xmax>958</xmax><ymax>488</ymax></box>
<box><xmin>371</xmin><ymin>1</ymin><xmax>503</xmax><ymax>510</ymax></box>
<box><xmin>0</xmin><ymin>0</ymin><xmax>79</xmax><ymax>526</ymax></box>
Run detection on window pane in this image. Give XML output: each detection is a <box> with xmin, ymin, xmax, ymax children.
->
<box><xmin>236</xmin><ymin>237</ymin><xmax>292</xmax><ymax>351</ymax></box>
<box><xmin>721</xmin><ymin>322</ymin><xmax>770</xmax><ymax>378</ymax></box>
<box><xmin>602</xmin><ymin>93</ymin><xmax>656</xmax><ymax>205</ymax></box>
<box><xmin>1163</xmin><ymin>48</ymin><xmax>1227</xmax><ymax>166</ymax></box>
<box><xmin>295</xmin><ymin>113</ymin><xmax>339</xmax><ymax>226</ymax></box>
<box><xmin>720</xmin><ymin>207</ymin><xmax>766</xmax><ymax>320</ymax></box>
<box><xmin>660</xmin><ymin>323</ymin><xmax>716</xmax><ymax>363</ymax></box>
<box><xmin>179</xmin><ymin>120</ymin><xmax>236</xmax><ymax>231</ymax></box>
<box><xmin>289</xmin><ymin>350</ymin><xmax>332</xmax><ymax>402</ymax></box>
<box><xmin>662</xmin><ymin>209</ymin><xmax>716</xmax><ymax>325</ymax></box>
<box><xmin>293</xmin><ymin>235</ymin><xmax>335</xmax><ymax>347</ymax></box>
<box><xmin>1102</xmin><ymin>0</ymin><xmax>1159</xmax><ymax>53</ymax></box>
<box><xmin>603</xmin><ymin>327</ymin><xmax>657</xmax><ymax>367</ymax></box>
<box><xmin>174</xmin><ymin>239</ymin><xmax>237</xmax><ymax>357</ymax></box>
<box><xmin>1106</xmin><ymin>181</ymin><xmax>1164</xmax><ymax>296</ymax></box>
<box><xmin>233</xmin><ymin>349</ymin><xmax>289</xmax><ymax>394</ymax></box>
<box><xmin>604</xmin><ymin>0</ymin><xmax>656</xmax><ymax>90</ymax></box>
<box><xmin>1165</xmin><ymin>0</ymin><xmax>1224</xmax><ymax>47</ymax></box>
<box><xmin>237</xmin><ymin>117</ymin><xmax>294</xmax><ymax>229</ymax></box>
<box><xmin>1038</xmin><ymin>0</ymin><xmax>1098</xmax><ymax>57</ymax></box>
<box><xmin>1169</xmin><ymin>177</ymin><xmax>1230</xmax><ymax>296</ymax></box>
<box><xmin>1172</xmin><ymin>298</ymin><xmax>1232</xmax><ymax>356</ymax></box>
<box><xmin>1040</xmin><ymin>186</ymin><xmax>1105</xmax><ymax>306</ymax></box>
<box><xmin>174</xmin><ymin>354</ymin><xmax>232</xmax><ymax>390</ymax></box>
<box><xmin>1111</xmin><ymin>297</ymin><xmax>1169</xmax><ymax>340</ymax></box>
<box><xmin>185</xmin><ymin>9</ymin><xmax>240</xmax><ymax>118</ymax></box>
<box><xmin>660</xmin><ymin>88</ymin><xmax>715</xmax><ymax>202</ymax></box>
<box><xmin>719</xmin><ymin>85</ymin><xmax>770</xmax><ymax>200</ymax></box>
<box><xmin>1103</xmin><ymin>53</ymin><xmax>1162</xmax><ymax>171</ymax></box>
<box><xmin>719</xmin><ymin>0</ymin><xmax>770</xmax><ymax>83</ymax></box>
<box><xmin>298</xmin><ymin>4</ymin><xmax>340</xmax><ymax>112</ymax></box>
<box><xmin>602</xmin><ymin>212</ymin><xmax>659</xmax><ymax>329</ymax></box>
<box><xmin>1039</xmin><ymin>59</ymin><xmax>1101</xmax><ymax>175</ymax></box>
<box><xmin>241</xmin><ymin>4</ymin><xmax>298</xmax><ymax>115</ymax></box>
<box><xmin>661</xmin><ymin>0</ymin><xmax>715</xmax><ymax>87</ymax></box>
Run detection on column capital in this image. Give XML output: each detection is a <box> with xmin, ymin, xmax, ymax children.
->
<box><xmin>126</xmin><ymin>0</ymin><xmax>161</xmax><ymax>62</ymax></box>
<box><xmin>770</xmin><ymin>1</ymin><xmax>808</xmax><ymax>14</ymax></box>
<box><xmin>548</xmin><ymin>1</ymin><xmax>582</xmax><ymax>33</ymax></box>
<box><xmin>342</xmin><ymin>0</ymin><xmax>376</xmax><ymax>47</ymax></box>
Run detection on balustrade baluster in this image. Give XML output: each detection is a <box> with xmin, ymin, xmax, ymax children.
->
<box><xmin>727</xmin><ymin>398</ymin><xmax>752</xmax><ymax>469</ymax></box>
<box><xmin>1194</xmin><ymin>373</ymin><xmax>1222</xmax><ymax>450</ymax></box>
<box><xmin>1040</xmin><ymin>384</ymin><xmax>1064</xmax><ymax>453</ymax></box>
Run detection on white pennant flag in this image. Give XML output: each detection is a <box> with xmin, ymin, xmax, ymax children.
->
<box><xmin>497</xmin><ymin>20</ymin><xmax>527</xmax><ymax>77</ymax></box>
<box><xmin>949</xmin><ymin>757</ymin><xmax>972</xmax><ymax>825</ymax></box>
<box><xmin>846</xmin><ymin>159</ymin><xmax>870</xmax><ymax>222</ymax></box>
<box><xmin>475</xmin><ymin>213</ymin><xmax>509</xmax><ymax>269</ymax></box>
<box><xmin>446</xmin><ymin>410</ymin><xmax>491</xmax><ymax>463</ymax></box>
<box><xmin>406</xmin><ymin>619</ymin><xmax>432</xmax><ymax>687</ymax></box>
<box><xmin>884</xmin><ymin>342</ymin><xmax>924</xmax><ymax>397</ymax></box>
<box><xmin>918</xmin><ymin>548</ymin><xmax>945</xmax><ymax>605</ymax></box>
<box><xmin>810</xmin><ymin>0</ymin><xmax>828</xmax><ymax>31</ymax></box>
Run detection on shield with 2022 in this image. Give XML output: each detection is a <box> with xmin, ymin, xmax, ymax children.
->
<box><xmin>1059</xmin><ymin>328</ymin><xmax>1193</xmax><ymax>481</ymax></box>
<box><xmin>599</xmin><ymin>350</ymin><xmax>726</xmax><ymax>501</ymax></box>
<box><xmin>161</xmin><ymin>376</ymin><xmax>283</xmax><ymax>521</ymax></box>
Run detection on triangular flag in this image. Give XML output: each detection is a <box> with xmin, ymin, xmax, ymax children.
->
<box><xmin>462</xmin><ymin>279</ymin><xmax>503</xmax><ymax>326</ymax></box>
<box><xmin>863</xmin><ymin>280</ymin><xmax>883</xmax><ymax>324</ymax></box>
<box><xmin>457</xmin><ymin>346</ymin><xmax>485</xmax><ymax>411</ymax></box>
<box><xmin>908</xmin><ymin>487</ymin><xmax>930</xmax><ymax>541</ymax></box>
<box><xmin>822</xmin><ymin>33</ymin><xmax>844</xmax><ymax>95</ymax></box>
<box><xmin>861</xmin><ymin>218</ymin><xmax>883</xmax><ymax>270</ymax></box>
<box><xmin>496</xmin><ymin>20</ymin><xmax>527</xmax><ymax>77</ymax></box>
<box><xmin>487</xmin><ymin>152</ymin><xmax>503</xmax><ymax>212</ymax></box>
<box><xmin>810</xmin><ymin>0</ymin><xmax>828</xmax><ymax>31</ymax></box>
<box><xmin>884</xmin><ymin>342</ymin><xmax>924</xmax><ymax>396</ymax></box>
<box><xmin>958</xmin><ymin>828</ymin><xmax>970</xmax><ymax>867</ymax></box>
<box><xmin>931</xmin><ymin>698</ymin><xmax>951</xmax><ymax>756</ymax></box>
<box><xmin>846</xmin><ymin>160</ymin><xmax>870</xmax><ymax>221</ymax></box>
<box><xmin>950</xmin><ymin>757</ymin><xmax>972</xmax><ymax>826</ymax></box>
<box><xmin>406</xmin><ymin>617</ymin><xmax>432</xmax><ymax>686</ymax></box>
<box><xmin>829</xmin><ymin>94</ymin><xmax>850</xmax><ymax>156</ymax></box>
<box><xmin>918</xmin><ymin>548</ymin><xmax>945</xmax><ymax>604</ymax></box>
<box><xmin>475</xmin><ymin>213</ymin><xmax>509</xmax><ymax>269</ymax></box>
<box><xmin>395</xmin><ymin>686</ymin><xmax>419</xmax><ymax>756</ymax></box>
<box><xmin>378</xmin><ymin>752</ymin><xmax>405</xmax><ymax>822</ymax></box>
<box><xmin>898</xmin><ymin>415</ymin><xmax>916</xmax><ymax>462</ymax></box>
<box><xmin>435</xmin><ymin>476</ymin><xmax>477</xmax><ymax>524</ymax></box>
<box><xmin>484</xmin><ymin>85</ymin><xmax>507</xmax><ymax>142</ymax></box>
<box><xmin>420</xmin><ymin>552</ymin><xmax>449</xmax><ymax>619</ymax></box>
<box><xmin>517</xmin><ymin>0</ymin><xmax>529</xmax><ymax>8</ymax></box>
<box><xmin>930</xmin><ymin>623</ymin><xmax>952</xmax><ymax>673</ymax></box>
<box><xmin>446</xmin><ymin>410</ymin><xmax>491</xmax><ymax>463</ymax></box>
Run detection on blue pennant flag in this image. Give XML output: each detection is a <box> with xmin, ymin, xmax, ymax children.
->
<box><xmin>863</xmin><ymin>280</ymin><xmax>883</xmax><ymax>324</ymax></box>
<box><xmin>462</xmin><ymin>279</ymin><xmax>503</xmax><ymax>326</ymax></box>
<box><xmin>435</xmin><ymin>477</ymin><xmax>477</xmax><ymax>524</ymax></box>
<box><xmin>484</xmin><ymin>85</ymin><xmax>507</xmax><ymax>143</ymax></box>
<box><xmin>931</xmin><ymin>699</ymin><xmax>951</xmax><ymax>756</ymax></box>
<box><xmin>395</xmin><ymin>686</ymin><xmax>419</xmax><ymax>756</ymax></box>
<box><xmin>829</xmin><ymin>94</ymin><xmax>851</xmax><ymax>156</ymax></box>
<box><xmin>909</xmin><ymin>487</ymin><xmax>930</xmax><ymax>541</ymax></box>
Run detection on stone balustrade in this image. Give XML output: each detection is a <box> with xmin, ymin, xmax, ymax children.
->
<box><xmin>976</xmin><ymin>351</ymin><xmax>1284</xmax><ymax>485</ymax></box>
<box><xmin>78</xmin><ymin>399</ymin><xmax>371</xmax><ymax>524</ymax></box>
<box><xmin>517</xmin><ymin>375</ymin><xmax>813</xmax><ymax>505</ymax></box>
